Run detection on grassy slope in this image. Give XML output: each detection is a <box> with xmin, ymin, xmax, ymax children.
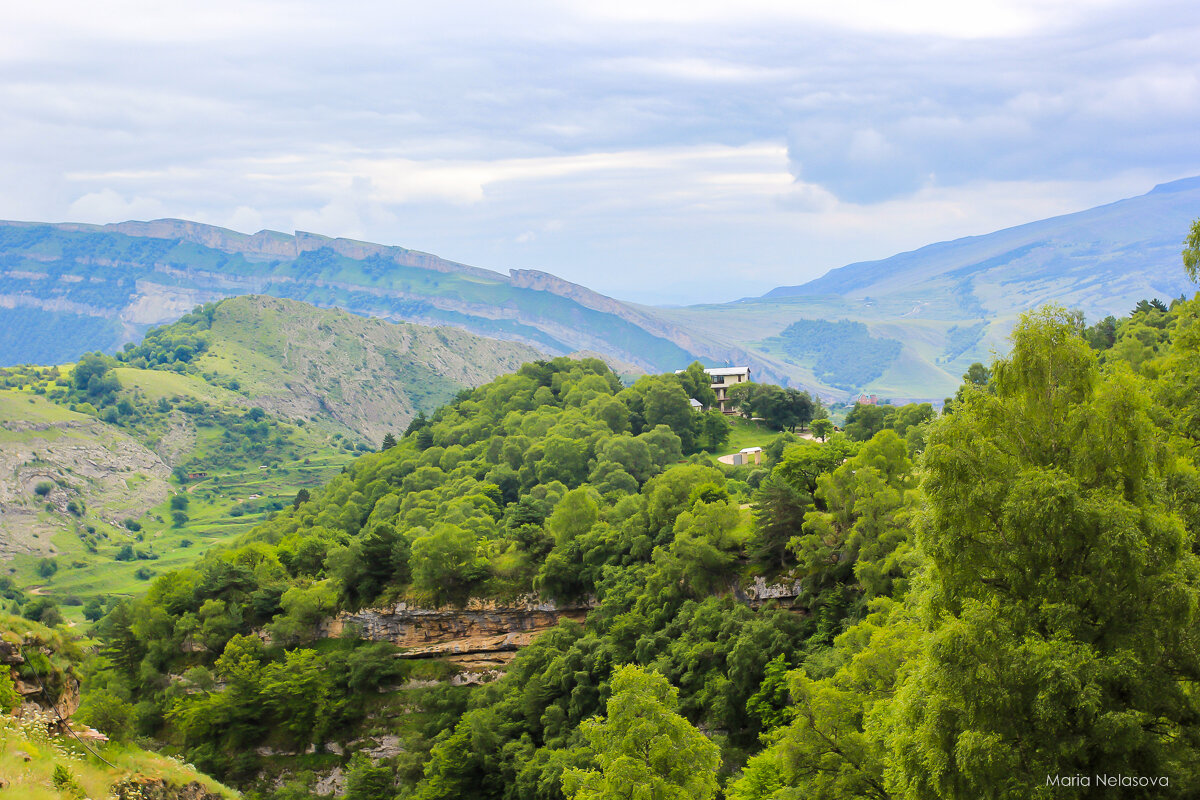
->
<box><xmin>0</xmin><ymin>390</ymin><xmax>173</xmax><ymax>563</ymax></box>
<box><xmin>717</xmin><ymin>418</ymin><xmax>777</xmax><ymax>458</ymax></box>
<box><xmin>194</xmin><ymin>295</ymin><xmax>545</xmax><ymax>444</ymax></box>
<box><xmin>0</xmin><ymin>716</ymin><xmax>239</xmax><ymax>800</ymax></box>
<box><xmin>0</xmin><ymin>371</ymin><xmax>353</xmax><ymax>620</ymax></box>
<box><xmin>1</xmin><ymin>297</ymin><xmax>553</xmax><ymax>614</ymax></box>
<box><xmin>0</xmin><ymin>612</ymin><xmax>238</xmax><ymax>799</ymax></box>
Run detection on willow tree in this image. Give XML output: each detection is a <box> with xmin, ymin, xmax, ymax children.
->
<box><xmin>891</xmin><ymin>307</ymin><xmax>1200</xmax><ymax>798</ymax></box>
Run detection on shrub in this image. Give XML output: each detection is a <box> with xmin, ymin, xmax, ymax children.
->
<box><xmin>34</xmin><ymin>481</ymin><xmax>54</xmax><ymax>497</ymax></box>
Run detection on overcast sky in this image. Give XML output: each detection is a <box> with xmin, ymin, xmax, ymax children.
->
<box><xmin>3</xmin><ymin>1</ymin><xmax>1198</xmax><ymax>304</ymax></box>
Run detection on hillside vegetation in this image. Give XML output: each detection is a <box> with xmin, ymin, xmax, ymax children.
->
<box><xmin>0</xmin><ymin>613</ymin><xmax>239</xmax><ymax>800</ymax></box>
<box><xmin>120</xmin><ymin>295</ymin><xmax>545</xmax><ymax>443</ymax></box>
<box><xmin>0</xmin><ymin>296</ymin><xmax>542</xmax><ymax>622</ymax></box>
<box><xmin>69</xmin><ymin>232</ymin><xmax>1200</xmax><ymax>799</ymax></box>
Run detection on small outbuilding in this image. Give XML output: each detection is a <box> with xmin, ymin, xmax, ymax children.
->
<box><xmin>732</xmin><ymin>446</ymin><xmax>763</xmax><ymax>466</ymax></box>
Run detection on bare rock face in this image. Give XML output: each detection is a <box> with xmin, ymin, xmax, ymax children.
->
<box><xmin>320</xmin><ymin>597</ymin><xmax>591</xmax><ymax>664</ymax></box>
<box><xmin>735</xmin><ymin>576</ymin><xmax>805</xmax><ymax>606</ymax></box>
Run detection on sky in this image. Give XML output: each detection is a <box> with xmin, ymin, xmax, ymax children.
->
<box><xmin>2</xmin><ymin>1</ymin><xmax>1199</xmax><ymax>304</ymax></box>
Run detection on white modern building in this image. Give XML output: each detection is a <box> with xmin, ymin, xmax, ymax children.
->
<box><xmin>676</xmin><ymin>366</ymin><xmax>752</xmax><ymax>414</ymax></box>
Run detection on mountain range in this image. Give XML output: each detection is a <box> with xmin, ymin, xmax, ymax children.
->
<box><xmin>2</xmin><ymin>176</ymin><xmax>1197</xmax><ymax>400</ymax></box>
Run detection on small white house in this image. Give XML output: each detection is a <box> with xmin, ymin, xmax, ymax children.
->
<box><xmin>689</xmin><ymin>398</ymin><xmax>704</xmax><ymax>411</ymax></box>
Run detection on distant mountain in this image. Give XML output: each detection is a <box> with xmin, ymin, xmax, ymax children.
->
<box><xmin>0</xmin><ymin>218</ymin><xmax>774</xmax><ymax>378</ymax></box>
<box><xmin>764</xmin><ymin>176</ymin><xmax>1200</xmax><ymax>319</ymax></box>
<box><xmin>653</xmin><ymin>177</ymin><xmax>1200</xmax><ymax>401</ymax></box>
<box><xmin>4</xmin><ymin>177</ymin><xmax>1195</xmax><ymax>401</ymax></box>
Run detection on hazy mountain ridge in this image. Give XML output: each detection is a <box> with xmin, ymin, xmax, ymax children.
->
<box><xmin>3</xmin><ymin>177</ymin><xmax>1197</xmax><ymax>401</ymax></box>
<box><xmin>765</xmin><ymin>176</ymin><xmax>1200</xmax><ymax>318</ymax></box>
<box><xmin>0</xmin><ymin>219</ymin><xmax>779</xmax><ymax>379</ymax></box>
<box><xmin>653</xmin><ymin>176</ymin><xmax>1200</xmax><ymax>400</ymax></box>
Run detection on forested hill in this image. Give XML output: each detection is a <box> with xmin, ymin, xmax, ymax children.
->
<box><xmin>0</xmin><ymin>218</ymin><xmax>772</xmax><ymax>379</ymax></box>
<box><xmin>62</xmin><ymin>269</ymin><xmax>1200</xmax><ymax>798</ymax></box>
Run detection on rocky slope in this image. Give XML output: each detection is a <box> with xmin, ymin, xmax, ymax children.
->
<box><xmin>319</xmin><ymin>597</ymin><xmax>592</xmax><ymax>668</ymax></box>
<box><xmin>0</xmin><ymin>392</ymin><xmax>171</xmax><ymax>559</ymax></box>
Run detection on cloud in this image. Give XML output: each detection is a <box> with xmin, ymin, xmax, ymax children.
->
<box><xmin>67</xmin><ymin>189</ymin><xmax>166</xmax><ymax>222</ymax></box>
<box><xmin>0</xmin><ymin>0</ymin><xmax>1198</xmax><ymax>303</ymax></box>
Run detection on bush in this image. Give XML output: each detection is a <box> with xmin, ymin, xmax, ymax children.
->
<box><xmin>83</xmin><ymin>597</ymin><xmax>105</xmax><ymax>621</ymax></box>
<box><xmin>34</xmin><ymin>481</ymin><xmax>54</xmax><ymax>497</ymax></box>
<box><xmin>22</xmin><ymin>597</ymin><xmax>64</xmax><ymax>627</ymax></box>
<box><xmin>134</xmin><ymin>567</ymin><xmax>153</xmax><ymax>581</ymax></box>
<box><xmin>122</xmin><ymin>519</ymin><xmax>142</xmax><ymax>532</ymax></box>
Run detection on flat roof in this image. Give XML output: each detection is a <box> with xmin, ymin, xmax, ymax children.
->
<box><xmin>705</xmin><ymin>366</ymin><xmax>750</xmax><ymax>376</ymax></box>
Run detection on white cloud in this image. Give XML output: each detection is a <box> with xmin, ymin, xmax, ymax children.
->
<box><xmin>66</xmin><ymin>189</ymin><xmax>166</xmax><ymax>222</ymax></box>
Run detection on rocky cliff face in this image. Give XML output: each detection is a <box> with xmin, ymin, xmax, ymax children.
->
<box><xmin>319</xmin><ymin>598</ymin><xmax>591</xmax><ymax>666</ymax></box>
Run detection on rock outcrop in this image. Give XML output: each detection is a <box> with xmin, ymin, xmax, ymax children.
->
<box><xmin>319</xmin><ymin>597</ymin><xmax>591</xmax><ymax>665</ymax></box>
<box><xmin>735</xmin><ymin>576</ymin><xmax>806</xmax><ymax>605</ymax></box>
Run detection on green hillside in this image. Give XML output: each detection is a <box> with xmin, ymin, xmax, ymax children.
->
<box><xmin>0</xmin><ymin>297</ymin><xmax>547</xmax><ymax>620</ymax></box>
<box><xmin>51</xmin><ymin>283</ymin><xmax>1200</xmax><ymax>799</ymax></box>
<box><xmin>128</xmin><ymin>295</ymin><xmax>546</xmax><ymax>444</ymax></box>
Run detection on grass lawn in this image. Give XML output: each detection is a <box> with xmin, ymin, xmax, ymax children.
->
<box><xmin>716</xmin><ymin>417</ymin><xmax>777</xmax><ymax>458</ymax></box>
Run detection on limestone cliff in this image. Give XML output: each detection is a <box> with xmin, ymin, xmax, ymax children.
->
<box><xmin>318</xmin><ymin>598</ymin><xmax>591</xmax><ymax>665</ymax></box>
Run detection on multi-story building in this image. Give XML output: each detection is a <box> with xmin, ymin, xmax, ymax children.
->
<box><xmin>677</xmin><ymin>366</ymin><xmax>752</xmax><ymax>413</ymax></box>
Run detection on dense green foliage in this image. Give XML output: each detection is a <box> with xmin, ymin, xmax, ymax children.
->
<box><xmin>725</xmin><ymin>381</ymin><xmax>818</xmax><ymax>432</ymax></box>
<box><xmin>772</xmin><ymin>319</ymin><xmax>902</xmax><ymax>390</ymax></box>
<box><xmin>79</xmin><ymin>356</ymin><xmax>859</xmax><ymax>796</ymax></box>
<box><xmin>58</xmin><ymin>228</ymin><xmax>1200</xmax><ymax>800</ymax></box>
<box><xmin>116</xmin><ymin>304</ymin><xmax>216</xmax><ymax>371</ymax></box>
